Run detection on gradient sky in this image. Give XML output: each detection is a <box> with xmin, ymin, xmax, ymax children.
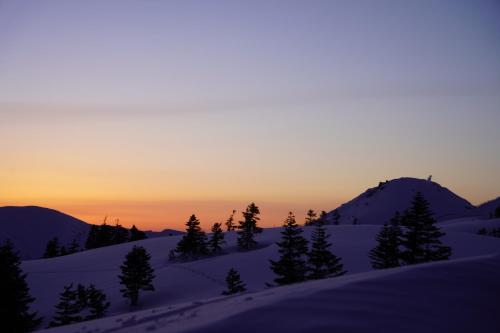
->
<box><xmin>1</xmin><ymin>0</ymin><xmax>500</xmax><ymax>230</ymax></box>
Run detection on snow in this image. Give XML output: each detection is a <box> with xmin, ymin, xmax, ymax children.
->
<box><xmin>36</xmin><ymin>252</ymin><xmax>500</xmax><ymax>333</ymax></box>
<box><xmin>325</xmin><ymin>177</ymin><xmax>475</xmax><ymax>225</ymax></box>
<box><xmin>20</xmin><ymin>218</ymin><xmax>500</xmax><ymax>332</ymax></box>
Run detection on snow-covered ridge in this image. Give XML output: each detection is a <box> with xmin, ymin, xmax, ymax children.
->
<box><xmin>325</xmin><ymin>177</ymin><xmax>477</xmax><ymax>225</ymax></box>
<box><xmin>22</xmin><ymin>218</ymin><xmax>500</xmax><ymax>332</ymax></box>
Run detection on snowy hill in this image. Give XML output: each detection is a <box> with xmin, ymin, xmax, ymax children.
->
<box><xmin>0</xmin><ymin>206</ymin><xmax>90</xmax><ymax>259</ymax></box>
<box><xmin>324</xmin><ymin>177</ymin><xmax>475</xmax><ymax>225</ymax></box>
<box><xmin>20</xmin><ymin>218</ymin><xmax>500</xmax><ymax>332</ymax></box>
<box><xmin>40</xmin><ymin>253</ymin><xmax>500</xmax><ymax>333</ymax></box>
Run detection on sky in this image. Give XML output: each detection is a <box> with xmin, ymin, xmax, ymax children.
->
<box><xmin>1</xmin><ymin>0</ymin><xmax>499</xmax><ymax>230</ymax></box>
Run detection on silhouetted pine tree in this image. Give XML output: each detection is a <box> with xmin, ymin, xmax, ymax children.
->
<box><xmin>67</xmin><ymin>238</ymin><xmax>80</xmax><ymax>254</ymax></box>
<box><xmin>76</xmin><ymin>284</ymin><xmax>88</xmax><ymax>309</ymax></box>
<box><xmin>270</xmin><ymin>212</ymin><xmax>309</xmax><ymax>285</ymax></box>
<box><xmin>85</xmin><ymin>284</ymin><xmax>110</xmax><ymax>320</ymax></box>
<box><xmin>307</xmin><ymin>223</ymin><xmax>346</xmax><ymax>279</ymax></box>
<box><xmin>0</xmin><ymin>240</ymin><xmax>42</xmax><ymax>332</ymax></box>
<box><xmin>59</xmin><ymin>246</ymin><xmax>67</xmax><ymax>256</ymax></box>
<box><xmin>209</xmin><ymin>222</ymin><xmax>225</xmax><ymax>253</ymax></box>
<box><xmin>175</xmin><ymin>214</ymin><xmax>208</xmax><ymax>257</ymax></box>
<box><xmin>304</xmin><ymin>209</ymin><xmax>317</xmax><ymax>226</ymax></box>
<box><xmin>112</xmin><ymin>221</ymin><xmax>129</xmax><ymax>244</ymax></box>
<box><xmin>369</xmin><ymin>212</ymin><xmax>403</xmax><ymax>269</ymax></box>
<box><xmin>119</xmin><ymin>246</ymin><xmax>155</xmax><ymax>306</ymax></box>
<box><xmin>85</xmin><ymin>225</ymin><xmax>99</xmax><ymax>249</ymax></box>
<box><xmin>495</xmin><ymin>206</ymin><xmax>500</xmax><ymax>218</ymax></box>
<box><xmin>49</xmin><ymin>284</ymin><xmax>82</xmax><ymax>327</ymax></box>
<box><xmin>222</xmin><ymin>268</ymin><xmax>246</xmax><ymax>295</ymax></box>
<box><xmin>331</xmin><ymin>209</ymin><xmax>341</xmax><ymax>225</ymax></box>
<box><xmin>237</xmin><ymin>202</ymin><xmax>262</xmax><ymax>251</ymax></box>
<box><xmin>43</xmin><ymin>237</ymin><xmax>60</xmax><ymax>258</ymax></box>
<box><xmin>225</xmin><ymin>210</ymin><xmax>237</xmax><ymax>231</ymax></box>
<box><xmin>400</xmin><ymin>192</ymin><xmax>452</xmax><ymax>265</ymax></box>
<box><xmin>129</xmin><ymin>225</ymin><xmax>147</xmax><ymax>242</ymax></box>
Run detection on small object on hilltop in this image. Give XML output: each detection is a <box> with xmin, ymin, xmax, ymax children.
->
<box><xmin>427</xmin><ymin>175</ymin><xmax>432</xmax><ymax>182</ymax></box>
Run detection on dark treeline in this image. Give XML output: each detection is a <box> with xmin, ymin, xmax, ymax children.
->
<box><xmin>85</xmin><ymin>220</ymin><xmax>146</xmax><ymax>250</ymax></box>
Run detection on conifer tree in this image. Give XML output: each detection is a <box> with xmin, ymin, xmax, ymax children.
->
<box><xmin>237</xmin><ymin>202</ymin><xmax>262</xmax><ymax>250</ymax></box>
<box><xmin>0</xmin><ymin>240</ymin><xmax>42</xmax><ymax>332</ymax></box>
<box><xmin>49</xmin><ymin>284</ymin><xmax>83</xmax><ymax>327</ymax></box>
<box><xmin>119</xmin><ymin>246</ymin><xmax>155</xmax><ymax>306</ymax></box>
<box><xmin>495</xmin><ymin>206</ymin><xmax>500</xmax><ymax>219</ymax></box>
<box><xmin>222</xmin><ymin>268</ymin><xmax>246</xmax><ymax>295</ymax></box>
<box><xmin>76</xmin><ymin>284</ymin><xmax>88</xmax><ymax>309</ymax></box>
<box><xmin>369</xmin><ymin>212</ymin><xmax>403</xmax><ymax>269</ymax></box>
<box><xmin>59</xmin><ymin>246</ymin><xmax>67</xmax><ymax>256</ymax></box>
<box><xmin>112</xmin><ymin>220</ymin><xmax>129</xmax><ymax>244</ymax></box>
<box><xmin>85</xmin><ymin>284</ymin><xmax>110</xmax><ymax>320</ymax></box>
<box><xmin>304</xmin><ymin>209</ymin><xmax>317</xmax><ymax>226</ymax></box>
<box><xmin>331</xmin><ymin>209</ymin><xmax>341</xmax><ymax>225</ymax></box>
<box><xmin>43</xmin><ymin>237</ymin><xmax>60</xmax><ymax>258</ymax></box>
<box><xmin>85</xmin><ymin>225</ymin><xmax>99</xmax><ymax>249</ymax></box>
<box><xmin>225</xmin><ymin>210</ymin><xmax>237</xmax><ymax>231</ymax></box>
<box><xmin>270</xmin><ymin>212</ymin><xmax>309</xmax><ymax>285</ymax></box>
<box><xmin>129</xmin><ymin>225</ymin><xmax>147</xmax><ymax>242</ymax></box>
<box><xmin>67</xmin><ymin>238</ymin><xmax>80</xmax><ymax>254</ymax></box>
<box><xmin>209</xmin><ymin>222</ymin><xmax>225</xmax><ymax>253</ymax></box>
<box><xmin>175</xmin><ymin>214</ymin><xmax>208</xmax><ymax>257</ymax></box>
<box><xmin>307</xmin><ymin>222</ymin><xmax>346</xmax><ymax>279</ymax></box>
<box><xmin>400</xmin><ymin>192</ymin><xmax>452</xmax><ymax>265</ymax></box>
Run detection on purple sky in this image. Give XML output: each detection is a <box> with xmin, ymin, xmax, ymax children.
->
<box><xmin>1</xmin><ymin>0</ymin><xmax>499</xmax><ymax>229</ymax></box>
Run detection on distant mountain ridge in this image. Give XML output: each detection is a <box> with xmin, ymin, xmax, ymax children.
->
<box><xmin>324</xmin><ymin>177</ymin><xmax>486</xmax><ymax>225</ymax></box>
<box><xmin>0</xmin><ymin>206</ymin><xmax>182</xmax><ymax>259</ymax></box>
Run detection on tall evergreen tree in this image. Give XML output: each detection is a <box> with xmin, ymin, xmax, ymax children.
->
<box><xmin>119</xmin><ymin>246</ymin><xmax>155</xmax><ymax>306</ymax></box>
<box><xmin>209</xmin><ymin>222</ymin><xmax>225</xmax><ymax>253</ymax></box>
<box><xmin>495</xmin><ymin>206</ymin><xmax>500</xmax><ymax>219</ymax></box>
<box><xmin>237</xmin><ymin>202</ymin><xmax>262</xmax><ymax>250</ymax></box>
<box><xmin>400</xmin><ymin>192</ymin><xmax>452</xmax><ymax>265</ymax></box>
<box><xmin>270</xmin><ymin>212</ymin><xmax>309</xmax><ymax>285</ymax></box>
<box><xmin>225</xmin><ymin>210</ymin><xmax>237</xmax><ymax>231</ymax></box>
<box><xmin>307</xmin><ymin>223</ymin><xmax>346</xmax><ymax>279</ymax></box>
<box><xmin>112</xmin><ymin>220</ymin><xmax>129</xmax><ymax>244</ymax></box>
<box><xmin>67</xmin><ymin>238</ymin><xmax>80</xmax><ymax>254</ymax></box>
<box><xmin>43</xmin><ymin>237</ymin><xmax>60</xmax><ymax>258</ymax></box>
<box><xmin>49</xmin><ymin>284</ymin><xmax>83</xmax><ymax>327</ymax></box>
<box><xmin>85</xmin><ymin>284</ymin><xmax>110</xmax><ymax>320</ymax></box>
<box><xmin>85</xmin><ymin>225</ymin><xmax>100</xmax><ymax>249</ymax></box>
<box><xmin>331</xmin><ymin>209</ymin><xmax>341</xmax><ymax>225</ymax></box>
<box><xmin>222</xmin><ymin>268</ymin><xmax>246</xmax><ymax>295</ymax></box>
<box><xmin>304</xmin><ymin>209</ymin><xmax>317</xmax><ymax>226</ymax></box>
<box><xmin>129</xmin><ymin>225</ymin><xmax>147</xmax><ymax>242</ymax></box>
<box><xmin>0</xmin><ymin>240</ymin><xmax>41</xmax><ymax>333</ymax></box>
<box><xmin>369</xmin><ymin>212</ymin><xmax>403</xmax><ymax>269</ymax></box>
<box><xmin>175</xmin><ymin>214</ymin><xmax>208</xmax><ymax>257</ymax></box>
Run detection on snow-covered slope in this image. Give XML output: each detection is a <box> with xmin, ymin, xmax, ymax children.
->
<box><xmin>21</xmin><ymin>218</ymin><xmax>500</xmax><ymax>331</ymax></box>
<box><xmin>0</xmin><ymin>206</ymin><xmax>90</xmax><ymax>259</ymax></box>
<box><xmin>40</xmin><ymin>253</ymin><xmax>500</xmax><ymax>333</ymax></box>
<box><xmin>474</xmin><ymin>197</ymin><xmax>500</xmax><ymax>218</ymax></box>
<box><xmin>325</xmin><ymin>177</ymin><xmax>474</xmax><ymax>225</ymax></box>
